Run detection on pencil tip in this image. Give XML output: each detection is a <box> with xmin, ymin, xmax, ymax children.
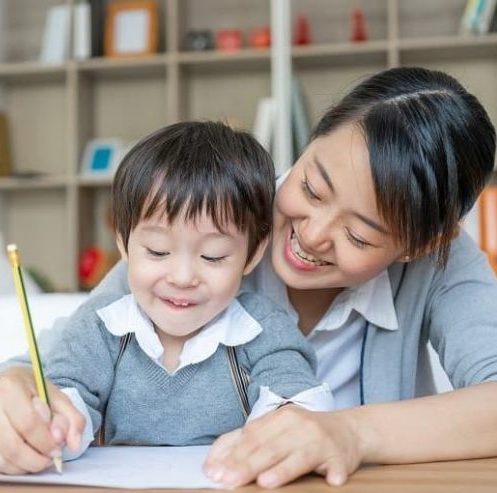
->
<box><xmin>53</xmin><ymin>456</ymin><xmax>63</xmax><ymax>474</ymax></box>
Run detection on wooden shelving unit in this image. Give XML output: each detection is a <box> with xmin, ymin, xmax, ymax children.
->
<box><xmin>0</xmin><ymin>0</ymin><xmax>492</xmax><ymax>290</ymax></box>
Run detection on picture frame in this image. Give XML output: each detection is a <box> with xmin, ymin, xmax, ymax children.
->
<box><xmin>104</xmin><ymin>1</ymin><xmax>159</xmax><ymax>58</ymax></box>
<box><xmin>80</xmin><ymin>138</ymin><xmax>123</xmax><ymax>176</ymax></box>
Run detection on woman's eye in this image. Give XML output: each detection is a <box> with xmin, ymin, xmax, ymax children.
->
<box><xmin>345</xmin><ymin>230</ymin><xmax>370</xmax><ymax>250</ymax></box>
<box><xmin>301</xmin><ymin>177</ymin><xmax>321</xmax><ymax>201</ymax></box>
<box><xmin>201</xmin><ymin>255</ymin><xmax>227</xmax><ymax>263</ymax></box>
<box><xmin>146</xmin><ymin>248</ymin><xmax>168</xmax><ymax>257</ymax></box>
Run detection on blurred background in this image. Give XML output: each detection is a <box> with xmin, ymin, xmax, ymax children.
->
<box><xmin>0</xmin><ymin>0</ymin><xmax>496</xmax><ymax>294</ymax></box>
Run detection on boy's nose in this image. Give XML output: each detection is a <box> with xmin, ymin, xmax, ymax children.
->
<box><xmin>166</xmin><ymin>264</ymin><xmax>200</xmax><ymax>288</ymax></box>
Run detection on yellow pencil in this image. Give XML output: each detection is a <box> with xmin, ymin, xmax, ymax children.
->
<box><xmin>7</xmin><ymin>244</ymin><xmax>63</xmax><ymax>474</ymax></box>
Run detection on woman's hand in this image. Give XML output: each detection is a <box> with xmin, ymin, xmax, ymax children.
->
<box><xmin>0</xmin><ymin>367</ymin><xmax>86</xmax><ymax>474</ymax></box>
<box><xmin>203</xmin><ymin>405</ymin><xmax>365</xmax><ymax>489</ymax></box>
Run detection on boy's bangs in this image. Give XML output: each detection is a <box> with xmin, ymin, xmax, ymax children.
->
<box><xmin>141</xmin><ymin>172</ymin><xmax>248</xmax><ymax>234</ymax></box>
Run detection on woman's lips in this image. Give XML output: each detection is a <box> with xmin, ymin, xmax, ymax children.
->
<box><xmin>284</xmin><ymin>231</ymin><xmax>319</xmax><ymax>271</ymax></box>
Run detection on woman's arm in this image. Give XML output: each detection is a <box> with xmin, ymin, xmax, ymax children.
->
<box><xmin>204</xmin><ymin>381</ymin><xmax>497</xmax><ymax>488</ymax></box>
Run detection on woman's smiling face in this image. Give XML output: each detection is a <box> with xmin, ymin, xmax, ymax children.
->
<box><xmin>271</xmin><ymin>123</ymin><xmax>406</xmax><ymax>291</ymax></box>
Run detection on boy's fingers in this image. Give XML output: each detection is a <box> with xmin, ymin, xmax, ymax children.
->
<box><xmin>49</xmin><ymin>392</ymin><xmax>85</xmax><ymax>451</ymax></box>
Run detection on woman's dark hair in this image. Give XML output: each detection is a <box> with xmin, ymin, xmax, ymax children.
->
<box><xmin>112</xmin><ymin>121</ymin><xmax>275</xmax><ymax>264</ymax></box>
<box><xmin>312</xmin><ymin>67</ymin><xmax>496</xmax><ymax>267</ymax></box>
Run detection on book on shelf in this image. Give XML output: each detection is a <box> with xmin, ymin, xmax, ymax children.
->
<box><xmin>460</xmin><ymin>0</ymin><xmax>497</xmax><ymax>35</ymax></box>
<box><xmin>0</xmin><ymin>112</ymin><xmax>12</xmax><ymax>177</ymax></box>
<box><xmin>90</xmin><ymin>0</ymin><xmax>106</xmax><ymax>57</ymax></box>
<box><xmin>74</xmin><ymin>1</ymin><xmax>91</xmax><ymax>60</ymax></box>
<box><xmin>39</xmin><ymin>4</ymin><xmax>71</xmax><ymax>64</ymax></box>
<box><xmin>0</xmin><ymin>0</ymin><xmax>5</xmax><ymax>63</ymax></box>
<box><xmin>479</xmin><ymin>185</ymin><xmax>497</xmax><ymax>273</ymax></box>
<box><xmin>253</xmin><ymin>97</ymin><xmax>276</xmax><ymax>154</ymax></box>
<box><xmin>291</xmin><ymin>77</ymin><xmax>311</xmax><ymax>160</ymax></box>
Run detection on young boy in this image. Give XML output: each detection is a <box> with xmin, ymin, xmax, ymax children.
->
<box><xmin>4</xmin><ymin>121</ymin><xmax>333</xmax><ymax>465</ymax></box>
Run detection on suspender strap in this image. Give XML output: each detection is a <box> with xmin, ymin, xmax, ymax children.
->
<box><xmin>226</xmin><ymin>346</ymin><xmax>250</xmax><ymax>419</ymax></box>
<box><xmin>95</xmin><ymin>332</ymin><xmax>134</xmax><ymax>446</ymax></box>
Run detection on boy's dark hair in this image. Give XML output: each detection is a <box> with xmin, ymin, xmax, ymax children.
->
<box><xmin>312</xmin><ymin>67</ymin><xmax>496</xmax><ymax>267</ymax></box>
<box><xmin>112</xmin><ymin>121</ymin><xmax>275</xmax><ymax>263</ymax></box>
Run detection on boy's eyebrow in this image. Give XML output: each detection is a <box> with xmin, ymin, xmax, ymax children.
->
<box><xmin>139</xmin><ymin>223</ymin><xmax>235</xmax><ymax>238</ymax></box>
<box><xmin>140</xmin><ymin>225</ymin><xmax>167</xmax><ymax>234</ymax></box>
<box><xmin>313</xmin><ymin>156</ymin><xmax>389</xmax><ymax>235</ymax></box>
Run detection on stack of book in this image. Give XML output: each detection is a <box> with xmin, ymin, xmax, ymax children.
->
<box><xmin>460</xmin><ymin>0</ymin><xmax>497</xmax><ymax>35</ymax></box>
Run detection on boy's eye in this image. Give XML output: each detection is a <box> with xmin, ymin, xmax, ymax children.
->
<box><xmin>201</xmin><ymin>255</ymin><xmax>227</xmax><ymax>263</ymax></box>
<box><xmin>146</xmin><ymin>248</ymin><xmax>168</xmax><ymax>257</ymax></box>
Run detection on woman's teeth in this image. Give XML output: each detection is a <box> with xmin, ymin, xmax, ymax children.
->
<box><xmin>290</xmin><ymin>231</ymin><xmax>329</xmax><ymax>266</ymax></box>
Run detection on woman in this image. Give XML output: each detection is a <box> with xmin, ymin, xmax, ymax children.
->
<box><xmin>1</xmin><ymin>66</ymin><xmax>497</xmax><ymax>484</ymax></box>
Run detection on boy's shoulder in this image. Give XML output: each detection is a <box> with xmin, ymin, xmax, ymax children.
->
<box><xmin>235</xmin><ymin>291</ymin><xmax>288</xmax><ymax>323</ymax></box>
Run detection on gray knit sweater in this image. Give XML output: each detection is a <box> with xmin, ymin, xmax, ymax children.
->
<box><xmin>5</xmin><ymin>291</ymin><xmax>323</xmax><ymax>446</ymax></box>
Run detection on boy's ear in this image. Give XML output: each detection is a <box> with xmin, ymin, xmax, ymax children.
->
<box><xmin>243</xmin><ymin>237</ymin><xmax>269</xmax><ymax>276</ymax></box>
<box><xmin>116</xmin><ymin>235</ymin><xmax>128</xmax><ymax>262</ymax></box>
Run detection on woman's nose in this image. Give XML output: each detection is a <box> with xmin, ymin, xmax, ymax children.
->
<box><xmin>298</xmin><ymin>218</ymin><xmax>333</xmax><ymax>254</ymax></box>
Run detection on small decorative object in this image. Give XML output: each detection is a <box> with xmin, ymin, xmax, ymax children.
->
<box><xmin>104</xmin><ymin>0</ymin><xmax>159</xmax><ymax>58</ymax></box>
<box><xmin>293</xmin><ymin>14</ymin><xmax>311</xmax><ymax>45</ymax></box>
<box><xmin>249</xmin><ymin>26</ymin><xmax>271</xmax><ymax>48</ymax></box>
<box><xmin>350</xmin><ymin>7</ymin><xmax>368</xmax><ymax>42</ymax></box>
<box><xmin>185</xmin><ymin>29</ymin><xmax>214</xmax><ymax>51</ymax></box>
<box><xmin>79</xmin><ymin>246</ymin><xmax>119</xmax><ymax>289</ymax></box>
<box><xmin>80</xmin><ymin>138</ymin><xmax>123</xmax><ymax>176</ymax></box>
<box><xmin>216</xmin><ymin>29</ymin><xmax>243</xmax><ymax>51</ymax></box>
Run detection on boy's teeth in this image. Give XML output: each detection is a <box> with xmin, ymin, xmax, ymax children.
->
<box><xmin>290</xmin><ymin>232</ymin><xmax>329</xmax><ymax>266</ymax></box>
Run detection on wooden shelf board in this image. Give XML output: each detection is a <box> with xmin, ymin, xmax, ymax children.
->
<box><xmin>399</xmin><ymin>33</ymin><xmax>497</xmax><ymax>51</ymax></box>
<box><xmin>0</xmin><ymin>175</ymin><xmax>69</xmax><ymax>190</ymax></box>
<box><xmin>0</xmin><ymin>61</ymin><xmax>66</xmax><ymax>81</ymax></box>
<box><xmin>77</xmin><ymin>176</ymin><xmax>113</xmax><ymax>187</ymax></box>
<box><xmin>292</xmin><ymin>40</ymin><xmax>390</xmax><ymax>58</ymax></box>
<box><xmin>177</xmin><ymin>48</ymin><xmax>270</xmax><ymax>65</ymax></box>
<box><xmin>76</xmin><ymin>54</ymin><xmax>170</xmax><ymax>75</ymax></box>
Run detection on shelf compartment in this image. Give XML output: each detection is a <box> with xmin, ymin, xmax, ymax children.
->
<box><xmin>1</xmin><ymin>188</ymin><xmax>73</xmax><ymax>290</ymax></box>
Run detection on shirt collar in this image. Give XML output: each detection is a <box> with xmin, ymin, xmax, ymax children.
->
<box><xmin>320</xmin><ymin>270</ymin><xmax>399</xmax><ymax>332</ymax></box>
<box><xmin>96</xmin><ymin>294</ymin><xmax>262</xmax><ymax>374</ymax></box>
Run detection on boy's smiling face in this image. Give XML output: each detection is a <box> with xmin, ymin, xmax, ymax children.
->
<box><xmin>118</xmin><ymin>209</ymin><xmax>265</xmax><ymax>340</ymax></box>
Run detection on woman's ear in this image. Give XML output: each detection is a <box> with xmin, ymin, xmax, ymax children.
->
<box><xmin>243</xmin><ymin>237</ymin><xmax>269</xmax><ymax>276</ymax></box>
<box><xmin>116</xmin><ymin>235</ymin><xmax>128</xmax><ymax>262</ymax></box>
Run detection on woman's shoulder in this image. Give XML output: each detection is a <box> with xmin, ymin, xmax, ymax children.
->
<box><xmin>388</xmin><ymin>229</ymin><xmax>495</xmax><ymax>297</ymax></box>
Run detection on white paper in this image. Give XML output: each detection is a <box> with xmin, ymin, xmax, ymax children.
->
<box><xmin>0</xmin><ymin>446</ymin><xmax>220</xmax><ymax>489</ymax></box>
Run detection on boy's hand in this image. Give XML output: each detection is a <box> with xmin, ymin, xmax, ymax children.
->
<box><xmin>0</xmin><ymin>367</ymin><xmax>86</xmax><ymax>474</ymax></box>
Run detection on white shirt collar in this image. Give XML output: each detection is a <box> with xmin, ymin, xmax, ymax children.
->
<box><xmin>324</xmin><ymin>270</ymin><xmax>399</xmax><ymax>331</ymax></box>
<box><xmin>243</xmin><ymin>252</ymin><xmax>398</xmax><ymax>332</ymax></box>
<box><xmin>96</xmin><ymin>294</ymin><xmax>262</xmax><ymax>374</ymax></box>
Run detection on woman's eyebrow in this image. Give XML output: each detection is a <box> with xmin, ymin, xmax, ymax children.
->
<box><xmin>313</xmin><ymin>157</ymin><xmax>335</xmax><ymax>193</ymax></box>
<box><xmin>313</xmin><ymin>156</ymin><xmax>388</xmax><ymax>235</ymax></box>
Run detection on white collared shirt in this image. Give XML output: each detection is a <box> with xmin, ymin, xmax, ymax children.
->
<box><xmin>242</xmin><ymin>252</ymin><xmax>398</xmax><ymax>410</ymax></box>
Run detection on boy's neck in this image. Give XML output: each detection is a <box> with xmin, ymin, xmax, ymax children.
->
<box><xmin>155</xmin><ymin>327</ymin><xmax>201</xmax><ymax>373</ymax></box>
